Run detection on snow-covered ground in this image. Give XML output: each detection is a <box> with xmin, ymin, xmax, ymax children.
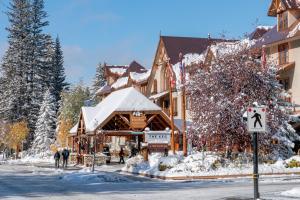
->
<box><xmin>1</xmin><ymin>161</ymin><xmax>300</xmax><ymax>199</ymax></box>
<box><xmin>281</xmin><ymin>187</ymin><xmax>300</xmax><ymax>198</ymax></box>
<box><xmin>122</xmin><ymin>152</ymin><xmax>300</xmax><ymax>178</ymax></box>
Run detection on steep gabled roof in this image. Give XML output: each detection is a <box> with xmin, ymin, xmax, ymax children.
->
<box><xmin>268</xmin><ymin>0</ymin><xmax>300</xmax><ymax>16</ymax></box>
<box><xmin>160</xmin><ymin>36</ymin><xmax>227</xmax><ymax>64</ymax></box>
<box><xmin>79</xmin><ymin>87</ymin><xmax>161</xmax><ymax>132</ymax></box>
<box><xmin>249</xmin><ymin>26</ymin><xmax>273</xmax><ymax>40</ymax></box>
<box><xmin>253</xmin><ymin>19</ymin><xmax>300</xmax><ymax>48</ymax></box>
<box><xmin>122</xmin><ymin>60</ymin><xmax>147</xmax><ymax>77</ymax></box>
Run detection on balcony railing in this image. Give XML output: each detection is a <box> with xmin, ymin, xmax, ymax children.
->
<box><xmin>279</xmin><ymin>51</ymin><xmax>288</xmax><ymax>65</ymax></box>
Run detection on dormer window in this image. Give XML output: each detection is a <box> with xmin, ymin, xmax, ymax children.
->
<box><xmin>278</xmin><ymin>12</ymin><xmax>288</xmax><ymax>31</ymax></box>
<box><xmin>278</xmin><ymin>43</ymin><xmax>289</xmax><ymax>65</ymax></box>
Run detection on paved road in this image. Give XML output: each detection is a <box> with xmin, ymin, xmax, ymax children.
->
<box><xmin>0</xmin><ymin>162</ymin><xmax>299</xmax><ymax>200</ymax></box>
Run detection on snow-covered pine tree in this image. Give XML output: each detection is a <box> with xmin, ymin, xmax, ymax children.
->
<box><xmin>91</xmin><ymin>63</ymin><xmax>106</xmax><ymax>99</ymax></box>
<box><xmin>51</xmin><ymin>36</ymin><xmax>67</xmax><ymax>108</ymax></box>
<box><xmin>27</xmin><ymin>0</ymin><xmax>51</xmax><ymax>142</ymax></box>
<box><xmin>187</xmin><ymin>40</ymin><xmax>299</xmax><ymax>159</ymax></box>
<box><xmin>0</xmin><ymin>0</ymin><xmax>32</xmax><ymax>123</ymax></box>
<box><xmin>30</xmin><ymin>89</ymin><xmax>57</xmax><ymax>155</ymax></box>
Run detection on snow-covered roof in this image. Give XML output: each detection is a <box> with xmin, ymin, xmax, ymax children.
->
<box><xmin>288</xmin><ymin>21</ymin><xmax>300</xmax><ymax>38</ymax></box>
<box><xmin>149</xmin><ymin>91</ymin><xmax>169</xmax><ymax>100</ymax></box>
<box><xmin>130</xmin><ymin>70</ymin><xmax>151</xmax><ymax>83</ymax></box>
<box><xmin>95</xmin><ymin>85</ymin><xmax>111</xmax><ymax>95</ymax></box>
<box><xmin>171</xmin><ymin>53</ymin><xmax>206</xmax><ymax>88</ymax></box>
<box><xmin>111</xmin><ymin>77</ymin><xmax>129</xmax><ymax>89</ymax></box>
<box><xmin>70</xmin><ymin>123</ymin><xmax>78</xmax><ymax>135</ymax></box>
<box><xmin>209</xmin><ymin>39</ymin><xmax>255</xmax><ymax>59</ymax></box>
<box><xmin>256</xmin><ymin>25</ymin><xmax>273</xmax><ymax>31</ymax></box>
<box><xmin>108</xmin><ymin>67</ymin><xmax>128</xmax><ymax>76</ymax></box>
<box><xmin>72</xmin><ymin>87</ymin><xmax>162</xmax><ymax>133</ymax></box>
<box><xmin>173</xmin><ymin>119</ymin><xmax>193</xmax><ymax>132</ymax></box>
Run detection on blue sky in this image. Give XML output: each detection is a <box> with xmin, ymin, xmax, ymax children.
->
<box><xmin>0</xmin><ymin>0</ymin><xmax>276</xmax><ymax>86</ymax></box>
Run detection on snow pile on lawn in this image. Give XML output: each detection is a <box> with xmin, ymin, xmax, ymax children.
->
<box><xmin>7</xmin><ymin>152</ymin><xmax>54</xmax><ymax>164</ymax></box>
<box><xmin>281</xmin><ymin>187</ymin><xmax>300</xmax><ymax>198</ymax></box>
<box><xmin>123</xmin><ymin>153</ymin><xmax>182</xmax><ymax>175</ymax></box>
<box><xmin>122</xmin><ymin>152</ymin><xmax>300</xmax><ymax>178</ymax></box>
<box><xmin>62</xmin><ymin>168</ymin><xmax>131</xmax><ymax>184</ymax></box>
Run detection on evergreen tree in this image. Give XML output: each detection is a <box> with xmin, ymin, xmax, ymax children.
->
<box><xmin>91</xmin><ymin>63</ymin><xmax>106</xmax><ymax>97</ymax></box>
<box><xmin>27</xmin><ymin>0</ymin><xmax>50</xmax><ymax>141</ymax></box>
<box><xmin>0</xmin><ymin>0</ymin><xmax>56</xmax><ymax>147</ymax></box>
<box><xmin>51</xmin><ymin>36</ymin><xmax>67</xmax><ymax>106</ymax></box>
<box><xmin>59</xmin><ymin>82</ymin><xmax>91</xmax><ymax>125</ymax></box>
<box><xmin>0</xmin><ymin>0</ymin><xmax>32</xmax><ymax>123</ymax></box>
<box><xmin>30</xmin><ymin>89</ymin><xmax>56</xmax><ymax>155</ymax></box>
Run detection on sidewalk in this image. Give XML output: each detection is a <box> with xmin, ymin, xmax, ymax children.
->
<box><xmin>123</xmin><ymin>171</ymin><xmax>300</xmax><ymax>180</ymax></box>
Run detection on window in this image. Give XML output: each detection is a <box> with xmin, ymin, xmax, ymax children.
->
<box><xmin>163</xmin><ymin>67</ymin><xmax>170</xmax><ymax>91</ymax></box>
<box><xmin>278</xmin><ymin>12</ymin><xmax>288</xmax><ymax>31</ymax></box>
<box><xmin>153</xmin><ymin>80</ymin><xmax>157</xmax><ymax>94</ymax></box>
<box><xmin>173</xmin><ymin>97</ymin><xmax>178</xmax><ymax>116</ymax></box>
<box><xmin>278</xmin><ymin>43</ymin><xmax>289</xmax><ymax>65</ymax></box>
<box><xmin>279</xmin><ymin>78</ymin><xmax>290</xmax><ymax>90</ymax></box>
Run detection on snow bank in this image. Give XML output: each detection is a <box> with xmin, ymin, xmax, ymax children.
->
<box><xmin>62</xmin><ymin>169</ymin><xmax>131</xmax><ymax>184</ymax></box>
<box><xmin>7</xmin><ymin>152</ymin><xmax>54</xmax><ymax>164</ymax></box>
<box><xmin>122</xmin><ymin>152</ymin><xmax>300</xmax><ymax>178</ymax></box>
<box><xmin>281</xmin><ymin>187</ymin><xmax>300</xmax><ymax>198</ymax></box>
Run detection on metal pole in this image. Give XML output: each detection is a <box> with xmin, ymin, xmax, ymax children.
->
<box><xmin>253</xmin><ymin>132</ymin><xmax>259</xmax><ymax>199</ymax></box>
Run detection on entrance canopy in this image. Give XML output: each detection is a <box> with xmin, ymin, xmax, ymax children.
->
<box><xmin>70</xmin><ymin>87</ymin><xmax>178</xmax><ymax>136</ymax></box>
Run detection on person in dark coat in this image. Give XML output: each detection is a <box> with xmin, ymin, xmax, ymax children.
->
<box><xmin>119</xmin><ymin>148</ymin><xmax>125</xmax><ymax>164</ymax></box>
<box><xmin>54</xmin><ymin>150</ymin><xmax>60</xmax><ymax>168</ymax></box>
<box><xmin>61</xmin><ymin>148</ymin><xmax>70</xmax><ymax>168</ymax></box>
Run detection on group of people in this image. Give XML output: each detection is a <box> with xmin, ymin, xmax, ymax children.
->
<box><xmin>54</xmin><ymin>148</ymin><xmax>70</xmax><ymax>169</ymax></box>
<box><xmin>119</xmin><ymin>146</ymin><xmax>139</xmax><ymax>164</ymax></box>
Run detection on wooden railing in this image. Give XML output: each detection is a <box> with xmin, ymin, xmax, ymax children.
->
<box><xmin>279</xmin><ymin>51</ymin><xmax>288</xmax><ymax>65</ymax></box>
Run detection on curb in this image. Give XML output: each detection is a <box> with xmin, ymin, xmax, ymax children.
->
<box><xmin>123</xmin><ymin>171</ymin><xmax>300</xmax><ymax>180</ymax></box>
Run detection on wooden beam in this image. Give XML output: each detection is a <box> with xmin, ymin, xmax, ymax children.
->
<box><xmin>146</xmin><ymin>114</ymin><xmax>157</xmax><ymax>125</ymax></box>
<box><xmin>118</xmin><ymin>114</ymin><xmax>131</xmax><ymax>127</ymax></box>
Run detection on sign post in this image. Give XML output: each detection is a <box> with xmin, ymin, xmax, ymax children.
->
<box><xmin>247</xmin><ymin>106</ymin><xmax>266</xmax><ymax>200</ymax></box>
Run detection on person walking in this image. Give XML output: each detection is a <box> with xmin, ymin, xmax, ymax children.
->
<box><xmin>119</xmin><ymin>148</ymin><xmax>125</xmax><ymax>164</ymax></box>
<box><xmin>62</xmin><ymin>148</ymin><xmax>70</xmax><ymax>168</ymax></box>
<box><xmin>54</xmin><ymin>150</ymin><xmax>60</xmax><ymax>169</ymax></box>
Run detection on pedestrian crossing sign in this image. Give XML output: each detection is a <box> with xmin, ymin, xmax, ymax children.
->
<box><xmin>247</xmin><ymin>106</ymin><xmax>267</xmax><ymax>133</ymax></box>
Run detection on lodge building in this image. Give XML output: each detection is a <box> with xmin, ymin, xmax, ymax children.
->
<box><xmin>256</xmin><ymin>0</ymin><xmax>300</xmax><ymax>113</ymax></box>
<box><xmin>69</xmin><ymin>1</ymin><xmax>300</xmax><ymax>161</ymax></box>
